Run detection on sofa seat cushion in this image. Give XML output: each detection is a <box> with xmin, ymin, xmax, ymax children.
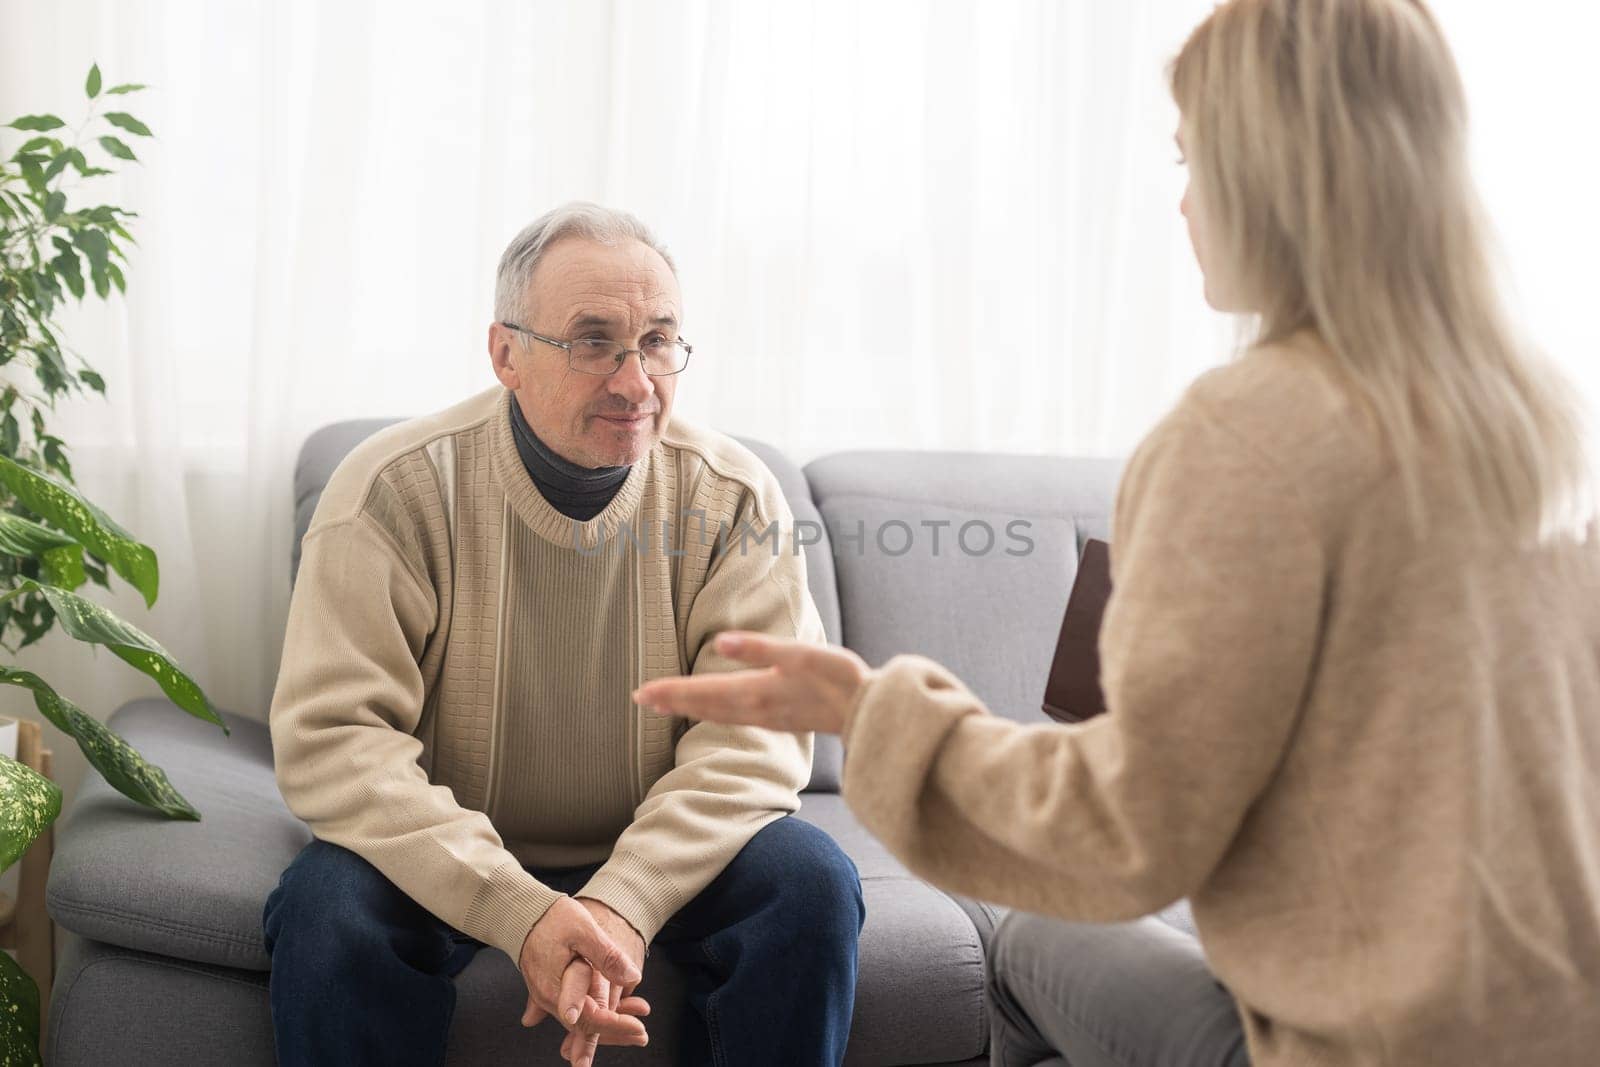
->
<box><xmin>46</xmin><ymin>702</ymin><xmax>991</xmax><ymax>1062</ymax></box>
<box><xmin>51</xmin><ymin>934</ymin><xmax>988</xmax><ymax>1067</ymax></box>
<box><xmin>446</xmin><ymin>793</ymin><xmax>991</xmax><ymax>1064</ymax></box>
<box><xmin>47</xmin><ymin>700</ymin><xmax>308</xmax><ymax>972</ymax></box>
<box><xmin>794</xmin><ymin>793</ymin><xmax>990</xmax><ymax>1063</ymax></box>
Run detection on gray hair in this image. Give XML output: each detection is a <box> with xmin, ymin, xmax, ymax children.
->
<box><xmin>494</xmin><ymin>201</ymin><xmax>677</xmax><ymax>325</ymax></box>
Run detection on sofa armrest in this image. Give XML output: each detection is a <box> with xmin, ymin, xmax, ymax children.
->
<box><xmin>45</xmin><ymin>699</ymin><xmax>308</xmax><ymax>972</ymax></box>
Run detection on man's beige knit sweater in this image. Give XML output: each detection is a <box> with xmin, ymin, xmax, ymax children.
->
<box><xmin>269</xmin><ymin>386</ymin><xmax>821</xmax><ymax>963</ymax></box>
<box><xmin>841</xmin><ymin>341</ymin><xmax>1600</xmax><ymax>1066</ymax></box>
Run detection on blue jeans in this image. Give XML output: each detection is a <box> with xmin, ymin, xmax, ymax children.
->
<box><xmin>262</xmin><ymin>816</ymin><xmax>864</xmax><ymax>1066</ymax></box>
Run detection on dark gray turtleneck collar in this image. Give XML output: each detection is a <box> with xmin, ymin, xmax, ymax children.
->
<box><xmin>507</xmin><ymin>395</ymin><xmax>631</xmax><ymax>522</ymax></box>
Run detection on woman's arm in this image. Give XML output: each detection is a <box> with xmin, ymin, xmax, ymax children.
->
<box><xmin>636</xmin><ymin>393</ymin><xmax>1327</xmax><ymax>921</ymax></box>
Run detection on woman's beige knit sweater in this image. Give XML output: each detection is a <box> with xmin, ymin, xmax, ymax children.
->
<box><xmin>842</xmin><ymin>342</ymin><xmax>1600</xmax><ymax>1066</ymax></box>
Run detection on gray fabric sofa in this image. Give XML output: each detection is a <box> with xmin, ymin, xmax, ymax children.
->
<box><xmin>43</xmin><ymin>417</ymin><xmax>1143</xmax><ymax>1066</ymax></box>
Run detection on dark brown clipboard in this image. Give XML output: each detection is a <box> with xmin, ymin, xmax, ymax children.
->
<box><xmin>1041</xmin><ymin>538</ymin><xmax>1112</xmax><ymax>723</ymax></box>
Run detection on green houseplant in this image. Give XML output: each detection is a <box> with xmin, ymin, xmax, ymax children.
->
<box><xmin>0</xmin><ymin>65</ymin><xmax>224</xmax><ymax>1065</ymax></box>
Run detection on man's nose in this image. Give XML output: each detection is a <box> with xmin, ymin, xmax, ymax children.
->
<box><xmin>607</xmin><ymin>352</ymin><xmax>656</xmax><ymax>402</ymax></box>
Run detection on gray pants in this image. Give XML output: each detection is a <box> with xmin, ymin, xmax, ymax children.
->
<box><xmin>986</xmin><ymin>905</ymin><xmax>1250</xmax><ymax>1067</ymax></box>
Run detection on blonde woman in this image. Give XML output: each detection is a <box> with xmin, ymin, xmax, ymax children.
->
<box><xmin>634</xmin><ymin>1</ymin><xmax>1600</xmax><ymax>1064</ymax></box>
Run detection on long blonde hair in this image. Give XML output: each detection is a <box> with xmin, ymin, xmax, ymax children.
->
<box><xmin>1170</xmin><ymin>0</ymin><xmax>1595</xmax><ymax>546</ymax></box>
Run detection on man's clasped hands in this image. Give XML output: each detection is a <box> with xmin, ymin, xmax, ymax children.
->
<box><xmin>518</xmin><ymin>896</ymin><xmax>651</xmax><ymax>1067</ymax></box>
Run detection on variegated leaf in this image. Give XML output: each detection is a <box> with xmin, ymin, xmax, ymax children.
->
<box><xmin>0</xmin><ymin>513</ymin><xmax>75</xmax><ymax>558</ymax></box>
<box><xmin>0</xmin><ymin>456</ymin><xmax>158</xmax><ymax>606</ymax></box>
<box><xmin>13</xmin><ymin>581</ymin><xmax>223</xmax><ymax>730</ymax></box>
<box><xmin>0</xmin><ymin>670</ymin><xmax>200</xmax><ymax>821</ymax></box>
<box><xmin>0</xmin><ymin>948</ymin><xmax>42</xmax><ymax>1066</ymax></box>
<box><xmin>0</xmin><ymin>752</ymin><xmax>59</xmax><ymax>873</ymax></box>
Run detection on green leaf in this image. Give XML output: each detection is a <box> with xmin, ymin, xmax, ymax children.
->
<box><xmin>97</xmin><ymin>135</ymin><xmax>136</xmax><ymax>162</ymax></box>
<box><xmin>32</xmin><ymin>271</ymin><xmax>62</xmax><ymax>309</ymax></box>
<box><xmin>73</xmin><ymin>227</ymin><xmax>110</xmax><ymax>272</ymax></box>
<box><xmin>59</xmin><ymin>261</ymin><xmax>85</xmax><ymax>300</ymax></box>
<box><xmin>0</xmin><ymin>946</ymin><xmax>43</xmax><ymax>1066</ymax></box>
<box><xmin>0</xmin><ymin>456</ymin><xmax>159</xmax><ymax>606</ymax></box>
<box><xmin>0</xmin><ymin>751</ymin><xmax>61</xmax><ymax>872</ymax></box>
<box><xmin>105</xmin><ymin>262</ymin><xmax>125</xmax><ymax>293</ymax></box>
<box><xmin>41</xmin><ymin>150</ymin><xmax>74</xmax><ymax>183</ymax></box>
<box><xmin>0</xmin><ymin>513</ymin><xmax>78</xmax><ymax>558</ymax></box>
<box><xmin>11</xmin><ymin>595</ymin><xmax>55</xmax><ymax>651</ymax></box>
<box><xmin>105</xmin><ymin>83</ymin><xmax>148</xmax><ymax>95</ymax></box>
<box><xmin>1</xmin><ymin>413</ymin><xmax>18</xmax><ymax>456</ymax></box>
<box><xmin>31</xmin><ymin>344</ymin><xmax>72</xmax><ymax>396</ymax></box>
<box><xmin>0</xmin><ymin>668</ymin><xmax>204</xmax><ymax>819</ymax></box>
<box><xmin>102</xmin><ymin>112</ymin><xmax>152</xmax><ymax>137</ymax></box>
<box><xmin>61</xmin><ymin>147</ymin><xmax>90</xmax><ymax>177</ymax></box>
<box><xmin>0</xmin><ymin>191</ymin><xmax>35</xmax><ymax>222</ymax></box>
<box><xmin>7</xmin><ymin>115</ymin><xmax>65</xmax><ymax>132</ymax></box>
<box><xmin>90</xmin><ymin>263</ymin><xmax>109</xmax><ymax>299</ymax></box>
<box><xmin>79</xmin><ymin>369</ymin><xmax>105</xmax><ymax>393</ymax></box>
<box><xmin>32</xmin><ymin>367</ymin><xmax>61</xmax><ymax>399</ymax></box>
<box><xmin>42</xmin><ymin>191</ymin><xmax>65</xmax><ymax>221</ymax></box>
<box><xmin>12</xmin><ymin>136</ymin><xmax>56</xmax><ymax>157</ymax></box>
<box><xmin>40</xmin><ymin>438</ymin><xmax>73</xmax><ymax>480</ymax></box>
<box><xmin>82</xmin><ymin>555</ymin><xmax>109</xmax><ymax>589</ymax></box>
<box><xmin>51</xmin><ymin>244</ymin><xmax>85</xmax><ymax>301</ymax></box>
<box><xmin>86</xmin><ymin>63</ymin><xmax>102</xmax><ymax>98</ymax></box>
<box><xmin>40</xmin><ymin>543</ymin><xmax>86</xmax><ymax>590</ymax></box>
<box><xmin>13</xmin><ymin>581</ymin><xmax>224</xmax><ymax>731</ymax></box>
<box><xmin>17</xmin><ymin>156</ymin><xmax>45</xmax><ymax>193</ymax></box>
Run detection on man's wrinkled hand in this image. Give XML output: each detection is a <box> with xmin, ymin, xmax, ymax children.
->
<box><xmin>556</xmin><ymin>956</ymin><xmax>652</xmax><ymax>1067</ymax></box>
<box><xmin>553</xmin><ymin>898</ymin><xmax>651</xmax><ymax>1066</ymax></box>
<box><xmin>517</xmin><ymin>896</ymin><xmax>646</xmax><ymax>1050</ymax></box>
<box><xmin>575</xmin><ymin>897</ymin><xmax>646</xmax><ymax>975</ymax></box>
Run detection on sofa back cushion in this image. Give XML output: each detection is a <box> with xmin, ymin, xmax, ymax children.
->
<box><xmin>292</xmin><ymin>417</ymin><xmax>401</xmax><ymax>585</ymax></box>
<box><xmin>803</xmin><ymin>450</ymin><xmax>1123</xmax><ymax>725</ymax></box>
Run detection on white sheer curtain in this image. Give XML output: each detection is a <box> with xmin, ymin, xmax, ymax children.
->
<box><xmin>1437</xmin><ymin>3</ymin><xmax>1600</xmax><ymax>419</ymax></box>
<box><xmin>0</xmin><ymin>0</ymin><xmax>1593</xmax><ymax>815</ymax></box>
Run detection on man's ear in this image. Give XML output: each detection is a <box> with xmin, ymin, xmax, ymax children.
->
<box><xmin>488</xmin><ymin>323</ymin><xmax>520</xmax><ymax>389</ymax></box>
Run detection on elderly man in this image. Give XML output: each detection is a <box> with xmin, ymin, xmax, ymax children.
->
<box><xmin>261</xmin><ymin>203</ymin><xmax>864</xmax><ymax>1067</ymax></box>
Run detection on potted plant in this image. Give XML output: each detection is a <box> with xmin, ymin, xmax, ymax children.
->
<box><xmin>0</xmin><ymin>64</ymin><xmax>223</xmax><ymax>1066</ymax></box>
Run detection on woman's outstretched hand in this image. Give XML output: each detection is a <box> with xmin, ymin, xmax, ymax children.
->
<box><xmin>632</xmin><ymin>632</ymin><xmax>874</xmax><ymax>736</ymax></box>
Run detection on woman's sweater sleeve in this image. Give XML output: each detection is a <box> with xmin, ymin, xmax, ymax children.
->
<box><xmin>838</xmin><ymin>398</ymin><xmax>1327</xmax><ymax>920</ymax></box>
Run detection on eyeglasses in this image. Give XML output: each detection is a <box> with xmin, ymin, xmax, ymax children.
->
<box><xmin>500</xmin><ymin>321</ymin><xmax>693</xmax><ymax>377</ymax></box>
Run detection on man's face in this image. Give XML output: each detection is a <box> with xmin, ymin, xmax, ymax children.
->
<box><xmin>488</xmin><ymin>237</ymin><xmax>682</xmax><ymax>468</ymax></box>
